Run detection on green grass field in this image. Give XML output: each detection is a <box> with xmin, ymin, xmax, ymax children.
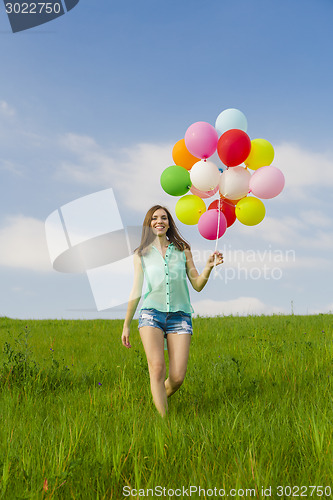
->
<box><xmin>0</xmin><ymin>314</ymin><xmax>332</xmax><ymax>499</ymax></box>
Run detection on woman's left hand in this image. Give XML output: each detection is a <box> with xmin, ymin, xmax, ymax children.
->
<box><xmin>207</xmin><ymin>251</ymin><xmax>224</xmax><ymax>268</ymax></box>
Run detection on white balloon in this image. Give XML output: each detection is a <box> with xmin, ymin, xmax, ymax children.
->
<box><xmin>215</xmin><ymin>108</ymin><xmax>248</xmax><ymax>137</ymax></box>
<box><xmin>190</xmin><ymin>160</ymin><xmax>220</xmax><ymax>192</ymax></box>
<box><xmin>219</xmin><ymin>166</ymin><xmax>251</xmax><ymax>200</ymax></box>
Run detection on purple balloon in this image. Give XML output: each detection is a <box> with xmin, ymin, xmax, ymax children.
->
<box><xmin>198</xmin><ymin>209</ymin><xmax>227</xmax><ymax>240</ymax></box>
<box><xmin>185</xmin><ymin>121</ymin><xmax>218</xmax><ymax>160</ymax></box>
<box><xmin>249</xmin><ymin>166</ymin><xmax>285</xmax><ymax>199</ymax></box>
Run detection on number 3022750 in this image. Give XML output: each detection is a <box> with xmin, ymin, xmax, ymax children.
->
<box><xmin>5</xmin><ymin>2</ymin><xmax>62</xmax><ymax>14</ymax></box>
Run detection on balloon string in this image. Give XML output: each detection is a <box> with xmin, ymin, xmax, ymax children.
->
<box><xmin>223</xmin><ymin>198</ymin><xmax>235</xmax><ymax>208</ymax></box>
<box><xmin>213</xmin><ymin>197</ymin><xmax>221</xmax><ymax>275</ymax></box>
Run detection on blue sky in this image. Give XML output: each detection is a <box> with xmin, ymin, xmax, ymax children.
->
<box><xmin>0</xmin><ymin>0</ymin><xmax>333</xmax><ymax>319</ymax></box>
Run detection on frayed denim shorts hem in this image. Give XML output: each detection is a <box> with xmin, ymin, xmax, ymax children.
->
<box><xmin>138</xmin><ymin>308</ymin><xmax>193</xmax><ymax>339</ymax></box>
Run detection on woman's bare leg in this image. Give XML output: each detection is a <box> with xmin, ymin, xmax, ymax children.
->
<box><xmin>139</xmin><ymin>326</ymin><xmax>167</xmax><ymax>417</ymax></box>
<box><xmin>165</xmin><ymin>333</ymin><xmax>191</xmax><ymax>397</ymax></box>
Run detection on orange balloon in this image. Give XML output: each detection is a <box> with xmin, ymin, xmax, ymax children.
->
<box><xmin>172</xmin><ymin>139</ymin><xmax>199</xmax><ymax>171</ymax></box>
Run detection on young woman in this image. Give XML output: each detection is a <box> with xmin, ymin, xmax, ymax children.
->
<box><xmin>121</xmin><ymin>205</ymin><xmax>223</xmax><ymax>417</ymax></box>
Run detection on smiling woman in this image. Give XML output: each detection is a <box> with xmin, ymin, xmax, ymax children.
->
<box><xmin>151</xmin><ymin>209</ymin><xmax>170</xmax><ymax>237</ymax></box>
<box><xmin>121</xmin><ymin>205</ymin><xmax>224</xmax><ymax>417</ymax></box>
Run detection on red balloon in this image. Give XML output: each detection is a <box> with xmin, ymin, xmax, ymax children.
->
<box><xmin>217</xmin><ymin>129</ymin><xmax>251</xmax><ymax>167</ymax></box>
<box><xmin>208</xmin><ymin>198</ymin><xmax>236</xmax><ymax>227</ymax></box>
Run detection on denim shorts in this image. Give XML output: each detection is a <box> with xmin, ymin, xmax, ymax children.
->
<box><xmin>138</xmin><ymin>308</ymin><xmax>193</xmax><ymax>339</ymax></box>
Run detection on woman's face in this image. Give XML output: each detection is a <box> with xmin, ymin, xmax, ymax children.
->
<box><xmin>151</xmin><ymin>208</ymin><xmax>170</xmax><ymax>237</ymax></box>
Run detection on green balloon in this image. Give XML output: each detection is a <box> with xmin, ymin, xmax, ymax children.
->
<box><xmin>160</xmin><ymin>165</ymin><xmax>191</xmax><ymax>196</ymax></box>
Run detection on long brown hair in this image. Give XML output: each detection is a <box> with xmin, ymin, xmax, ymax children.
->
<box><xmin>135</xmin><ymin>205</ymin><xmax>190</xmax><ymax>256</ymax></box>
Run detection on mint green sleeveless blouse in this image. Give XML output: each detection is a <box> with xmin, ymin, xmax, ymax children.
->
<box><xmin>140</xmin><ymin>243</ymin><xmax>193</xmax><ymax>315</ymax></box>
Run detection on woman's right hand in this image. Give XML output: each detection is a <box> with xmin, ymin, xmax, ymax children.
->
<box><xmin>122</xmin><ymin>325</ymin><xmax>132</xmax><ymax>348</ymax></box>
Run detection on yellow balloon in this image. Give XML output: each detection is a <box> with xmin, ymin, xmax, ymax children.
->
<box><xmin>235</xmin><ymin>197</ymin><xmax>265</xmax><ymax>226</ymax></box>
<box><xmin>175</xmin><ymin>195</ymin><xmax>206</xmax><ymax>225</ymax></box>
<box><xmin>244</xmin><ymin>138</ymin><xmax>274</xmax><ymax>170</ymax></box>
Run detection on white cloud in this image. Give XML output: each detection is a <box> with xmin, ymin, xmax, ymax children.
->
<box><xmin>299</xmin><ymin>209</ymin><xmax>332</xmax><ymax>228</ymax></box>
<box><xmin>275</xmin><ymin>142</ymin><xmax>333</xmax><ymax>191</ymax></box>
<box><xmin>0</xmin><ymin>158</ymin><xmax>25</xmax><ymax>175</ymax></box>
<box><xmin>0</xmin><ymin>101</ymin><xmax>15</xmax><ymax>118</ymax></box>
<box><xmin>244</xmin><ymin>215</ymin><xmax>333</xmax><ymax>250</ymax></box>
<box><xmin>0</xmin><ymin>215</ymin><xmax>52</xmax><ymax>272</ymax></box>
<box><xmin>192</xmin><ymin>297</ymin><xmax>285</xmax><ymax>316</ymax></box>
<box><xmin>57</xmin><ymin>134</ymin><xmax>176</xmax><ymax>212</ymax></box>
<box><xmin>10</xmin><ymin>286</ymin><xmax>36</xmax><ymax>297</ymax></box>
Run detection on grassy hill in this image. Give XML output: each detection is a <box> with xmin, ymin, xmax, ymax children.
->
<box><xmin>0</xmin><ymin>315</ymin><xmax>332</xmax><ymax>498</ymax></box>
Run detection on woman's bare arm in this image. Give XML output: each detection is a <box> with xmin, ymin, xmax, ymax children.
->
<box><xmin>122</xmin><ymin>252</ymin><xmax>144</xmax><ymax>348</ymax></box>
<box><xmin>185</xmin><ymin>248</ymin><xmax>223</xmax><ymax>292</ymax></box>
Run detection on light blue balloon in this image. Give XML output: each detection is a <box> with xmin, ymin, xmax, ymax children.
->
<box><xmin>215</xmin><ymin>108</ymin><xmax>248</xmax><ymax>137</ymax></box>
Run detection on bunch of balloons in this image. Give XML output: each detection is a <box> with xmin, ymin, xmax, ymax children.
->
<box><xmin>160</xmin><ymin>108</ymin><xmax>285</xmax><ymax>241</ymax></box>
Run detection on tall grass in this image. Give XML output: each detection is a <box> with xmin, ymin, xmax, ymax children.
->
<box><xmin>0</xmin><ymin>315</ymin><xmax>332</xmax><ymax>499</ymax></box>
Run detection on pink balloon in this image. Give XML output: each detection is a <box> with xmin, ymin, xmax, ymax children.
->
<box><xmin>190</xmin><ymin>184</ymin><xmax>219</xmax><ymax>199</ymax></box>
<box><xmin>185</xmin><ymin>121</ymin><xmax>218</xmax><ymax>159</ymax></box>
<box><xmin>198</xmin><ymin>209</ymin><xmax>227</xmax><ymax>240</ymax></box>
<box><xmin>249</xmin><ymin>166</ymin><xmax>285</xmax><ymax>199</ymax></box>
